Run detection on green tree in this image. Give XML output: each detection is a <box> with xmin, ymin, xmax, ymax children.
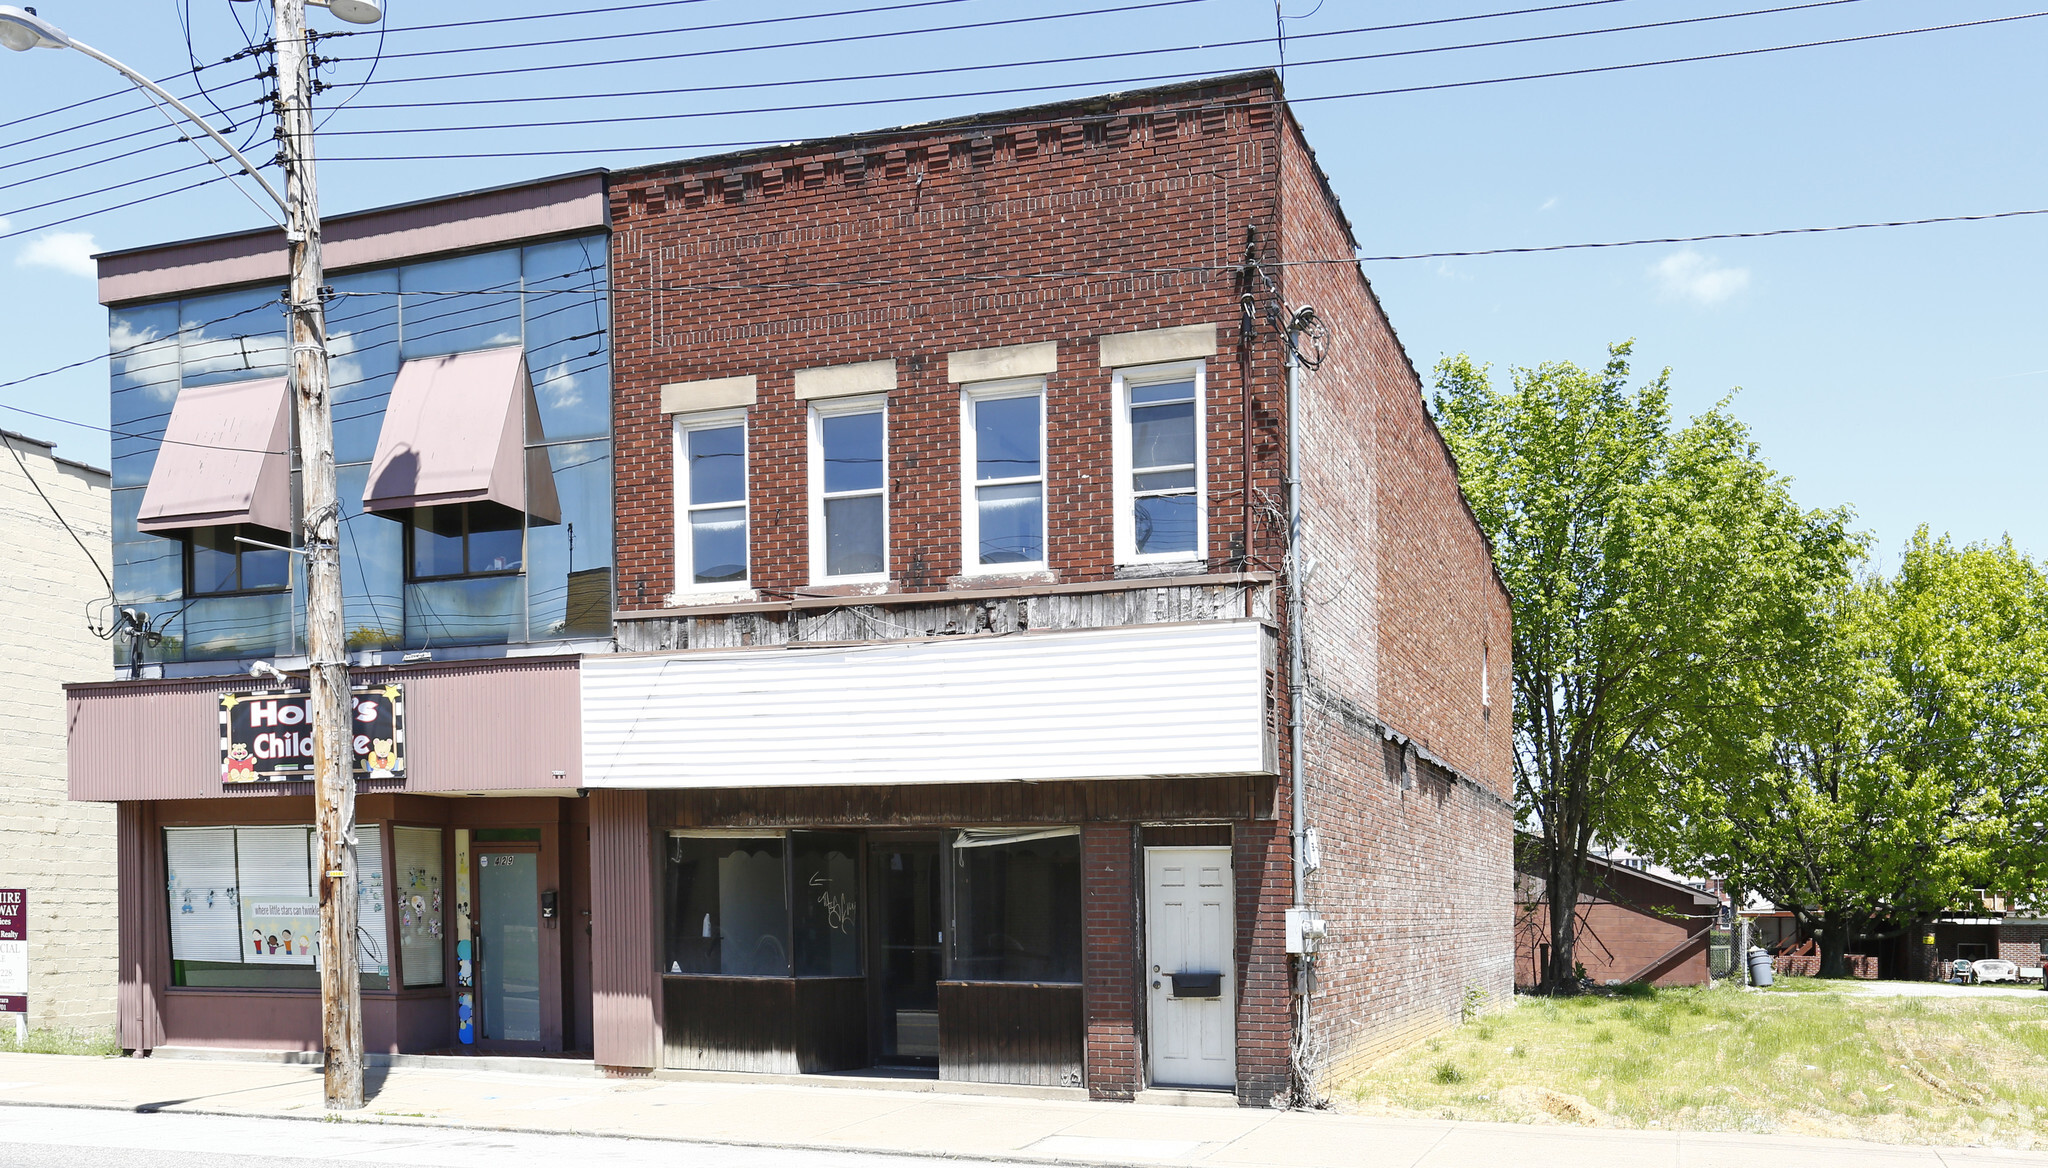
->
<box><xmin>1432</xmin><ymin>343</ymin><xmax>1854</xmax><ymax>992</ymax></box>
<box><xmin>1650</xmin><ymin>532</ymin><xmax>2048</xmax><ymax>977</ymax></box>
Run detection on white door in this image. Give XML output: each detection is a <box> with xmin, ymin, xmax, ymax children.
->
<box><xmin>1144</xmin><ymin>846</ymin><xmax>1235</xmax><ymax>1088</ymax></box>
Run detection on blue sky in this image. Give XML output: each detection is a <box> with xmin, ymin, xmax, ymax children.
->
<box><xmin>2</xmin><ymin>0</ymin><xmax>2042</xmax><ymax>566</ymax></box>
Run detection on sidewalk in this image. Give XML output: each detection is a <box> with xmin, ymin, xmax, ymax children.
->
<box><xmin>0</xmin><ymin>1050</ymin><xmax>2042</xmax><ymax>1167</ymax></box>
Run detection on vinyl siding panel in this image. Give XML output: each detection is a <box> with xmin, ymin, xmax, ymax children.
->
<box><xmin>582</xmin><ymin>621</ymin><xmax>1274</xmax><ymax>789</ymax></box>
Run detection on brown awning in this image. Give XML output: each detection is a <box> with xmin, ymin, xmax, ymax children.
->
<box><xmin>136</xmin><ymin>376</ymin><xmax>292</xmax><ymax>535</ymax></box>
<box><xmin>362</xmin><ymin>346</ymin><xmax>560</xmax><ymax>523</ymax></box>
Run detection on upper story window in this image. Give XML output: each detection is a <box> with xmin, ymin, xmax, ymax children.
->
<box><xmin>809</xmin><ymin>397</ymin><xmax>888</xmax><ymax>582</ymax></box>
<box><xmin>189</xmin><ymin>525</ymin><xmax>289</xmax><ymax>595</ymax></box>
<box><xmin>1113</xmin><ymin>363</ymin><xmax>1206</xmax><ymax>562</ymax></box>
<box><xmin>407</xmin><ymin>502</ymin><xmax>524</xmax><ymax>580</ymax></box>
<box><xmin>674</xmin><ymin>411</ymin><xmax>749</xmax><ymax>590</ymax></box>
<box><xmin>961</xmin><ymin>381</ymin><xmax>1046</xmax><ymax>572</ymax></box>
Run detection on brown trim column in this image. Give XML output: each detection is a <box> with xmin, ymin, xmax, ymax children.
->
<box><xmin>1082</xmin><ymin>822</ymin><xmax>1139</xmax><ymax>1100</ymax></box>
<box><xmin>115</xmin><ymin>801</ymin><xmax>167</xmax><ymax>1054</ymax></box>
<box><xmin>589</xmin><ymin>790</ymin><xmax>658</xmax><ymax>1072</ymax></box>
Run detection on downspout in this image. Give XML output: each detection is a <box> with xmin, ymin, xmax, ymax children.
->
<box><xmin>1285</xmin><ymin>337</ymin><xmax>1306</xmax><ymax>913</ymax></box>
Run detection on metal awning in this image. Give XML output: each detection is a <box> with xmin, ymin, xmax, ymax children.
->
<box><xmin>362</xmin><ymin>346</ymin><xmax>561</xmax><ymax>522</ymax></box>
<box><xmin>136</xmin><ymin>376</ymin><xmax>292</xmax><ymax>535</ymax></box>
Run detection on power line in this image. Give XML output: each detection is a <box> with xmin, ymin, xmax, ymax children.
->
<box><xmin>316</xmin><ymin>8</ymin><xmax>2048</xmax><ymax>161</ymax></box>
<box><xmin>6</xmin><ymin>196</ymin><xmax>2045</xmax><ymax>441</ymax></box>
<box><xmin>322</xmin><ymin>0</ymin><xmax>1660</xmax><ymax>117</ymax></box>
<box><xmin>0</xmin><ymin>429</ymin><xmax>113</xmax><ymax>598</ymax></box>
<box><xmin>0</xmin><ymin>173</ymin><xmax>238</xmax><ymax>244</ymax></box>
<box><xmin>1349</xmin><ymin>207</ymin><xmax>2048</xmax><ymax>261</ymax></box>
<box><xmin>328</xmin><ymin>0</ymin><xmax>1218</xmax><ymax>88</ymax></box>
<box><xmin>310</xmin><ymin>0</ymin><xmax>1885</xmax><ymax>140</ymax></box>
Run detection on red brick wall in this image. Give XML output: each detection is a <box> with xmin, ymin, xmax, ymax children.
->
<box><xmin>1999</xmin><ymin>923</ymin><xmax>2047</xmax><ymax>970</ymax></box>
<box><xmin>1514</xmin><ymin>900</ymin><xmax>1712</xmax><ymax>987</ymax></box>
<box><xmin>1082</xmin><ymin>823</ymin><xmax>1139</xmax><ymax>1100</ymax></box>
<box><xmin>1233</xmin><ymin>820</ymin><xmax>1293</xmax><ymax>1104</ymax></box>
<box><xmin>607</xmin><ymin>77</ymin><xmax>1287</xmax><ymax>608</ymax></box>
<box><xmin>1271</xmin><ymin>112</ymin><xmax>1515</xmax><ymax>1085</ymax></box>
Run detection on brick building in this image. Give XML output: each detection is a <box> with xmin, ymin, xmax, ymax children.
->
<box><xmin>70</xmin><ymin>71</ymin><xmax>1512</xmax><ymax>1104</ymax></box>
<box><xmin>1515</xmin><ymin>843</ymin><xmax>1720</xmax><ymax>988</ymax></box>
<box><xmin>589</xmin><ymin>70</ymin><xmax>1512</xmax><ymax>1099</ymax></box>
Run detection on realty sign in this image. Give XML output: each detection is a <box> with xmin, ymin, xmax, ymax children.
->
<box><xmin>0</xmin><ymin>888</ymin><xmax>25</xmax><ymax>1014</ymax></box>
<box><xmin>220</xmin><ymin>685</ymin><xmax>405</xmax><ymax>784</ymax></box>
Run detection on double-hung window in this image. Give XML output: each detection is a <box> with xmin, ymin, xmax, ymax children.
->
<box><xmin>1113</xmin><ymin>364</ymin><xmax>1206</xmax><ymax>562</ymax></box>
<box><xmin>673</xmin><ymin>411</ymin><xmax>748</xmax><ymax>591</ymax></box>
<box><xmin>960</xmin><ymin>381</ymin><xmax>1046</xmax><ymax>571</ymax></box>
<box><xmin>809</xmin><ymin>397</ymin><xmax>888</xmax><ymax>582</ymax></box>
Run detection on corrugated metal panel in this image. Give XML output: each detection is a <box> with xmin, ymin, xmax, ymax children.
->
<box><xmin>401</xmin><ymin>657</ymin><xmax>583</xmax><ymax>793</ymax></box>
<box><xmin>116</xmin><ymin>802</ymin><xmax>167</xmax><ymax>1052</ymax></box>
<box><xmin>583</xmin><ymin>622</ymin><xmax>1274</xmax><ymax>790</ymax></box>
<box><xmin>589</xmin><ymin>789</ymin><xmax>657</xmax><ymax>1069</ymax></box>
<box><xmin>69</xmin><ymin>655</ymin><xmax>582</xmax><ymax>801</ymax></box>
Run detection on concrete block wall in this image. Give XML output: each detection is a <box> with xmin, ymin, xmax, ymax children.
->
<box><xmin>0</xmin><ymin>432</ymin><xmax>114</xmax><ymax>1032</ymax></box>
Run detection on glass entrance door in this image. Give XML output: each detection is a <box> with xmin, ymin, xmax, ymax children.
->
<box><xmin>869</xmin><ymin>839</ymin><xmax>942</xmax><ymax>1065</ymax></box>
<box><xmin>476</xmin><ymin>851</ymin><xmax>541</xmax><ymax>1043</ymax></box>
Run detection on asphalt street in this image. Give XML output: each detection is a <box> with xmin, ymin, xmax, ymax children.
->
<box><xmin>0</xmin><ymin>1106</ymin><xmax>1020</xmax><ymax>1168</ymax></box>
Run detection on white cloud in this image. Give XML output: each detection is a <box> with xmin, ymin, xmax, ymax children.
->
<box><xmin>1649</xmin><ymin>248</ymin><xmax>1749</xmax><ymax>306</ymax></box>
<box><xmin>1539</xmin><ymin>196</ymin><xmax>1559</xmax><ymax>212</ymax></box>
<box><xmin>16</xmin><ymin>230</ymin><xmax>99</xmax><ymax>278</ymax></box>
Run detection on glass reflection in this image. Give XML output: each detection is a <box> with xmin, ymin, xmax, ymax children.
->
<box><xmin>327</xmin><ymin>268</ymin><xmax>400</xmax><ymax>466</ymax></box>
<box><xmin>977</xmin><ymin>482</ymin><xmax>1044</xmax><ymax>565</ymax></box>
<box><xmin>974</xmin><ymin>395</ymin><xmax>1040</xmax><ymax>480</ymax></box>
<box><xmin>336</xmin><ymin>464</ymin><xmax>403</xmax><ymax>652</ymax></box>
<box><xmin>405</xmin><ymin>576</ymin><xmax>524</xmax><ymax>649</ymax></box>
<box><xmin>179</xmin><ymin>286</ymin><xmax>287</xmax><ymax>388</ymax></box>
<box><xmin>522</xmin><ymin>237</ymin><xmax>611</xmax><ymax>442</ymax></box>
<box><xmin>109</xmin><ymin>302</ymin><xmax>181</xmax><ymax>488</ymax></box>
<box><xmin>399</xmin><ymin>250</ymin><xmax>522</xmax><ymax>361</ymax></box>
<box><xmin>525</xmin><ymin>440</ymin><xmax>612</xmax><ymax>640</ymax></box>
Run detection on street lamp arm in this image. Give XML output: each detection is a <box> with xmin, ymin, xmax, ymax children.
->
<box><xmin>58</xmin><ymin>38</ymin><xmax>289</xmax><ymax>214</ymax></box>
<box><xmin>0</xmin><ymin>6</ymin><xmax>286</xmax><ymax>214</ymax></box>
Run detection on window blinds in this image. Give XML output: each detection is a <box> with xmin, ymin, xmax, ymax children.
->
<box><xmin>165</xmin><ymin>828</ymin><xmax>243</xmax><ymax>962</ymax></box>
<box><xmin>357</xmin><ymin>826</ymin><xmax>389</xmax><ymax>979</ymax></box>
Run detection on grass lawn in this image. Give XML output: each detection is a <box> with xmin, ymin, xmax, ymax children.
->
<box><xmin>0</xmin><ymin>1027</ymin><xmax>120</xmax><ymax>1057</ymax></box>
<box><xmin>1339</xmin><ymin>982</ymin><xmax>2048</xmax><ymax>1149</ymax></box>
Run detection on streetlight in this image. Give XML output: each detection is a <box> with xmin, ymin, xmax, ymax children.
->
<box><xmin>1</xmin><ymin>0</ymin><xmax>378</xmax><ymax>1111</ymax></box>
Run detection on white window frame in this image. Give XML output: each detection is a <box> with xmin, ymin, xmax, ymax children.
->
<box><xmin>1111</xmin><ymin>360</ymin><xmax>1207</xmax><ymax>565</ymax></box>
<box><xmin>807</xmin><ymin>393</ymin><xmax>890</xmax><ymax>585</ymax></box>
<box><xmin>959</xmin><ymin>377</ymin><xmax>1049</xmax><ymax>576</ymax></box>
<box><xmin>670</xmin><ymin>408</ymin><xmax>751</xmax><ymax>602</ymax></box>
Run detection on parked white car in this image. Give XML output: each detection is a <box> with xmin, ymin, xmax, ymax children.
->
<box><xmin>1972</xmin><ymin>958</ymin><xmax>2019</xmax><ymax>983</ymax></box>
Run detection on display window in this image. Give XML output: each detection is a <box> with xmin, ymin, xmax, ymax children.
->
<box><xmin>164</xmin><ymin>824</ymin><xmax>390</xmax><ymax>990</ymax></box>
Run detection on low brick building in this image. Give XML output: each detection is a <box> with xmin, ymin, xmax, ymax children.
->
<box><xmin>73</xmin><ymin>71</ymin><xmax>1512</xmax><ymax>1105</ymax></box>
<box><xmin>1516</xmin><ymin>843</ymin><xmax>1719</xmax><ymax>988</ymax></box>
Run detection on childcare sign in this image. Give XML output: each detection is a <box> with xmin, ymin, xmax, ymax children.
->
<box><xmin>0</xmin><ymin>888</ymin><xmax>25</xmax><ymax>1014</ymax></box>
<box><xmin>220</xmin><ymin>685</ymin><xmax>405</xmax><ymax>784</ymax></box>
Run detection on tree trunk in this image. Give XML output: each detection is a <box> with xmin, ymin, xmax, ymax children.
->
<box><xmin>1816</xmin><ymin>914</ymin><xmax>1852</xmax><ymax>980</ymax></box>
<box><xmin>1542</xmin><ymin>844</ymin><xmax>1584</xmax><ymax>993</ymax></box>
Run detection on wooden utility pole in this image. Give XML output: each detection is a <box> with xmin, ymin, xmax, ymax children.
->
<box><xmin>275</xmin><ymin>0</ymin><xmax>362</xmax><ymax>1110</ymax></box>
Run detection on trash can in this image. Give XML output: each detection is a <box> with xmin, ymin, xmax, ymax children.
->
<box><xmin>1747</xmin><ymin>947</ymin><xmax>1774</xmax><ymax>988</ymax></box>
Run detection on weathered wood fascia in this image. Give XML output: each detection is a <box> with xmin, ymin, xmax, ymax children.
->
<box><xmin>622</xmin><ymin>571</ymin><xmax>1278</xmax><ymax>621</ymax></box>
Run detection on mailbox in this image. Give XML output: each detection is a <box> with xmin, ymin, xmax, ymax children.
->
<box><xmin>1170</xmin><ymin>972</ymin><xmax>1222</xmax><ymax>998</ymax></box>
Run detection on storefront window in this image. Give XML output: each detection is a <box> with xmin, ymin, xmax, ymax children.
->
<box><xmin>791</xmin><ymin>831</ymin><xmax>860</xmax><ymax>977</ymax></box>
<box><xmin>664</xmin><ymin>834</ymin><xmax>788</xmax><ymax>977</ymax></box>
<box><xmin>951</xmin><ymin>829</ymin><xmax>1082</xmax><ymax>983</ymax></box>
<box><xmin>394</xmin><ymin>826</ymin><xmax>445</xmax><ymax>987</ymax></box>
<box><xmin>164</xmin><ymin>824</ymin><xmax>389</xmax><ymax>990</ymax></box>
